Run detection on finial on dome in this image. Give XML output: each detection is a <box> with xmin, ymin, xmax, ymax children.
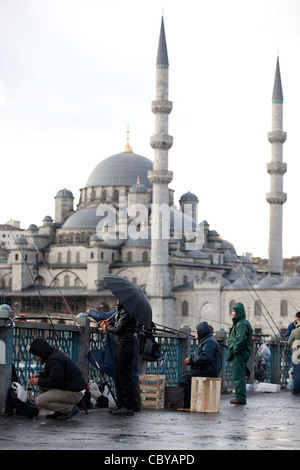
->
<box><xmin>123</xmin><ymin>125</ymin><xmax>133</xmax><ymax>152</ymax></box>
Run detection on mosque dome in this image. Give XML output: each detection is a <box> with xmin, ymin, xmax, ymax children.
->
<box><xmin>258</xmin><ymin>275</ymin><xmax>280</xmax><ymax>288</ymax></box>
<box><xmin>55</xmin><ymin>188</ymin><xmax>73</xmax><ymax>198</ymax></box>
<box><xmin>220</xmin><ymin>277</ymin><xmax>233</xmax><ymax>289</ymax></box>
<box><xmin>232</xmin><ymin>275</ymin><xmax>256</xmax><ymax>289</ymax></box>
<box><xmin>85</xmin><ymin>147</ymin><xmax>153</xmax><ymax>188</ymax></box>
<box><xmin>280</xmin><ymin>276</ymin><xmax>300</xmax><ymax>288</ymax></box>
<box><xmin>28</xmin><ymin>224</ymin><xmax>38</xmax><ymax>231</ymax></box>
<box><xmin>221</xmin><ymin>239</ymin><xmax>237</xmax><ymax>254</ymax></box>
<box><xmin>129</xmin><ymin>177</ymin><xmax>148</xmax><ymax>193</ymax></box>
<box><xmin>63</xmin><ymin>206</ymin><xmax>114</xmax><ymax>230</ymax></box>
<box><xmin>179</xmin><ymin>191</ymin><xmax>199</xmax><ymax>202</ymax></box>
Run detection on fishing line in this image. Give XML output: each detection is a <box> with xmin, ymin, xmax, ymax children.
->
<box><xmin>232</xmin><ymin>259</ymin><xmax>284</xmax><ymax>339</ymax></box>
<box><xmin>7</xmin><ymin>229</ymin><xmax>60</xmax><ymax>346</ymax></box>
<box><xmin>29</xmin><ymin>237</ymin><xmax>117</xmax><ymax>403</ymax></box>
<box><xmin>276</xmin><ymin>288</ymin><xmax>299</xmax><ymax>312</ymax></box>
<box><xmin>228</xmin><ymin>260</ymin><xmax>281</xmax><ymax>340</ymax></box>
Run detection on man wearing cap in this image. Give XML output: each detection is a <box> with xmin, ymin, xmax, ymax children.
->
<box><xmin>29</xmin><ymin>337</ymin><xmax>86</xmax><ymax>420</ymax></box>
<box><xmin>179</xmin><ymin>321</ymin><xmax>222</xmax><ymax>409</ymax></box>
<box><xmin>226</xmin><ymin>302</ymin><xmax>253</xmax><ymax>405</ymax></box>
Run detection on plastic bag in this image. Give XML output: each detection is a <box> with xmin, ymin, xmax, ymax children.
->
<box><xmin>257</xmin><ymin>343</ymin><xmax>271</xmax><ymax>359</ymax></box>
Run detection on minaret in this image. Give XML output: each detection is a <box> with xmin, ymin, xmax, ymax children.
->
<box><xmin>266</xmin><ymin>56</ymin><xmax>287</xmax><ymax>275</ymax></box>
<box><xmin>147</xmin><ymin>17</ymin><xmax>174</xmax><ymax>326</ymax></box>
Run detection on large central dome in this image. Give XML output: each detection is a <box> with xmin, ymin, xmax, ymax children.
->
<box><xmin>86</xmin><ymin>149</ymin><xmax>153</xmax><ymax>188</ymax></box>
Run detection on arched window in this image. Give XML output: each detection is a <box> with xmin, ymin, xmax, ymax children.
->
<box><xmin>58</xmin><ymin>252</ymin><xmax>62</xmax><ymax>263</ymax></box>
<box><xmin>127</xmin><ymin>252</ymin><xmax>132</xmax><ymax>262</ymax></box>
<box><xmin>67</xmin><ymin>251</ymin><xmax>71</xmax><ymax>263</ymax></box>
<box><xmin>113</xmin><ymin>189</ymin><xmax>119</xmax><ymax>201</ymax></box>
<box><xmin>64</xmin><ymin>275</ymin><xmax>70</xmax><ymax>287</ymax></box>
<box><xmin>229</xmin><ymin>300</ymin><xmax>236</xmax><ymax>315</ymax></box>
<box><xmin>142</xmin><ymin>251</ymin><xmax>148</xmax><ymax>262</ymax></box>
<box><xmin>76</xmin><ymin>252</ymin><xmax>80</xmax><ymax>263</ymax></box>
<box><xmin>182</xmin><ymin>300</ymin><xmax>189</xmax><ymax>317</ymax></box>
<box><xmin>35</xmin><ymin>276</ymin><xmax>45</xmax><ymax>286</ymax></box>
<box><xmin>254</xmin><ymin>300</ymin><xmax>261</xmax><ymax>316</ymax></box>
<box><xmin>280</xmin><ymin>299</ymin><xmax>288</xmax><ymax>317</ymax></box>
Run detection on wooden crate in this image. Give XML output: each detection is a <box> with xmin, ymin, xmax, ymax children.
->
<box><xmin>190</xmin><ymin>377</ymin><xmax>221</xmax><ymax>413</ymax></box>
<box><xmin>139</xmin><ymin>374</ymin><xmax>165</xmax><ymax>410</ymax></box>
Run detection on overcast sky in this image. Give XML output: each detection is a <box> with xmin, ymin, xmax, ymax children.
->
<box><xmin>0</xmin><ymin>0</ymin><xmax>299</xmax><ymax>259</ymax></box>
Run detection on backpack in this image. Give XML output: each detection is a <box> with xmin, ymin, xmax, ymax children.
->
<box><xmin>254</xmin><ymin>359</ymin><xmax>267</xmax><ymax>382</ymax></box>
<box><xmin>5</xmin><ymin>382</ymin><xmax>39</xmax><ymax>419</ymax></box>
<box><xmin>139</xmin><ymin>327</ymin><xmax>162</xmax><ymax>362</ymax></box>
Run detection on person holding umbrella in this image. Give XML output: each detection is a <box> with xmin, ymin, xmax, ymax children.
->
<box><xmin>96</xmin><ymin>275</ymin><xmax>152</xmax><ymax>416</ymax></box>
<box><xmin>99</xmin><ymin>301</ymin><xmax>139</xmax><ymax>416</ymax></box>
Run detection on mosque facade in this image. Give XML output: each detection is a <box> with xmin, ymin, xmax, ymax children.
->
<box><xmin>0</xmin><ymin>18</ymin><xmax>299</xmax><ymax>337</ymax></box>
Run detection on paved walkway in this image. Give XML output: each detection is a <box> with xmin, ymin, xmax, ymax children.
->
<box><xmin>0</xmin><ymin>390</ymin><xmax>299</xmax><ymax>452</ymax></box>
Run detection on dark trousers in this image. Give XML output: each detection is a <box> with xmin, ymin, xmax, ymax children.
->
<box><xmin>179</xmin><ymin>369</ymin><xmax>214</xmax><ymax>407</ymax></box>
<box><xmin>293</xmin><ymin>363</ymin><xmax>300</xmax><ymax>394</ymax></box>
<box><xmin>231</xmin><ymin>355</ymin><xmax>247</xmax><ymax>404</ymax></box>
<box><xmin>114</xmin><ymin>341</ymin><xmax>135</xmax><ymax>410</ymax></box>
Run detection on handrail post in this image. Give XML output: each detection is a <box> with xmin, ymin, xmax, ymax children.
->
<box><xmin>0</xmin><ymin>309</ymin><xmax>14</xmax><ymax>414</ymax></box>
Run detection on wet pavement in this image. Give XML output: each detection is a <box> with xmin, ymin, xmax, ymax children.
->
<box><xmin>0</xmin><ymin>390</ymin><xmax>299</xmax><ymax>452</ymax></box>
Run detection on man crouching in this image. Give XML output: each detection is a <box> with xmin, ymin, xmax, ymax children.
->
<box><xmin>29</xmin><ymin>337</ymin><xmax>86</xmax><ymax>420</ymax></box>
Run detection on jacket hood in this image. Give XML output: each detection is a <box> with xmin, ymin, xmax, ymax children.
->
<box><xmin>232</xmin><ymin>302</ymin><xmax>246</xmax><ymax>323</ymax></box>
<box><xmin>195</xmin><ymin>321</ymin><xmax>212</xmax><ymax>340</ymax></box>
<box><xmin>29</xmin><ymin>338</ymin><xmax>54</xmax><ymax>362</ymax></box>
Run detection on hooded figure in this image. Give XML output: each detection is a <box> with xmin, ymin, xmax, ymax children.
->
<box><xmin>226</xmin><ymin>302</ymin><xmax>253</xmax><ymax>405</ymax></box>
<box><xmin>28</xmin><ymin>338</ymin><xmax>86</xmax><ymax>420</ymax></box>
<box><xmin>179</xmin><ymin>321</ymin><xmax>222</xmax><ymax>408</ymax></box>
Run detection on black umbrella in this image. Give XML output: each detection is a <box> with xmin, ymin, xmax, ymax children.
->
<box><xmin>103</xmin><ymin>275</ymin><xmax>152</xmax><ymax>328</ymax></box>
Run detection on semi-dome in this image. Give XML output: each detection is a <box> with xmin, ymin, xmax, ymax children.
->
<box><xmin>281</xmin><ymin>276</ymin><xmax>300</xmax><ymax>288</ymax></box>
<box><xmin>220</xmin><ymin>239</ymin><xmax>237</xmax><ymax>254</ymax></box>
<box><xmin>86</xmin><ymin>150</ymin><xmax>153</xmax><ymax>188</ymax></box>
<box><xmin>63</xmin><ymin>206</ymin><xmax>114</xmax><ymax>230</ymax></box>
<box><xmin>258</xmin><ymin>275</ymin><xmax>280</xmax><ymax>288</ymax></box>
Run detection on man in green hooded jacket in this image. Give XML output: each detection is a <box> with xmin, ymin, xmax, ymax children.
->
<box><xmin>226</xmin><ymin>302</ymin><xmax>253</xmax><ymax>404</ymax></box>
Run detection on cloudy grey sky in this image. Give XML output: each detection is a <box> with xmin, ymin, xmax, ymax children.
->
<box><xmin>0</xmin><ymin>0</ymin><xmax>299</xmax><ymax>258</ymax></box>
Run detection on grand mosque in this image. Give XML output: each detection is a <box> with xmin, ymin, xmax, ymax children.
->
<box><xmin>0</xmin><ymin>17</ymin><xmax>299</xmax><ymax>337</ymax></box>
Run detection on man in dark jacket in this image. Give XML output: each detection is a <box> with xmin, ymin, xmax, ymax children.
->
<box><xmin>99</xmin><ymin>303</ymin><xmax>138</xmax><ymax>416</ymax></box>
<box><xmin>87</xmin><ymin>307</ymin><xmax>142</xmax><ymax>411</ymax></box>
<box><xmin>179</xmin><ymin>321</ymin><xmax>222</xmax><ymax>408</ymax></box>
<box><xmin>226</xmin><ymin>302</ymin><xmax>253</xmax><ymax>405</ymax></box>
<box><xmin>29</xmin><ymin>337</ymin><xmax>86</xmax><ymax>420</ymax></box>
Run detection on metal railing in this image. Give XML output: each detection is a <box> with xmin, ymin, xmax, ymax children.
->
<box><xmin>0</xmin><ymin>318</ymin><xmax>293</xmax><ymax>412</ymax></box>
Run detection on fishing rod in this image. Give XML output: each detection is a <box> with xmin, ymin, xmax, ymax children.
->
<box><xmin>233</xmin><ymin>260</ymin><xmax>284</xmax><ymax>338</ymax></box>
<box><xmin>29</xmin><ymin>237</ymin><xmax>117</xmax><ymax>404</ymax></box>
<box><xmin>7</xmin><ymin>229</ymin><xmax>60</xmax><ymax>346</ymax></box>
<box><xmin>228</xmin><ymin>260</ymin><xmax>281</xmax><ymax>341</ymax></box>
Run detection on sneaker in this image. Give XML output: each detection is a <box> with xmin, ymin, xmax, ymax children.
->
<box><xmin>46</xmin><ymin>411</ymin><xmax>63</xmax><ymax>419</ymax></box>
<box><xmin>112</xmin><ymin>407</ymin><xmax>134</xmax><ymax>416</ymax></box>
<box><xmin>57</xmin><ymin>405</ymin><xmax>80</xmax><ymax>420</ymax></box>
<box><xmin>108</xmin><ymin>406</ymin><xmax>121</xmax><ymax>414</ymax></box>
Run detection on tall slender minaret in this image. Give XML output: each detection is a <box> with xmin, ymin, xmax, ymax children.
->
<box><xmin>147</xmin><ymin>17</ymin><xmax>174</xmax><ymax>326</ymax></box>
<box><xmin>266</xmin><ymin>56</ymin><xmax>287</xmax><ymax>275</ymax></box>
